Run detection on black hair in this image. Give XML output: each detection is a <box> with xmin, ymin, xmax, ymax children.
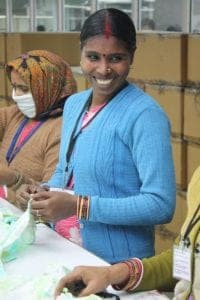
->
<box><xmin>37</xmin><ymin>25</ymin><xmax>46</xmax><ymax>31</ymax></box>
<box><xmin>166</xmin><ymin>24</ymin><xmax>182</xmax><ymax>32</ymax></box>
<box><xmin>80</xmin><ymin>8</ymin><xmax>136</xmax><ymax>55</ymax></box>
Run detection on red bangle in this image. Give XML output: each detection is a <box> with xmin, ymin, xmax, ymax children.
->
<box><xmin>126</xmin><ymin>258</ymin><xmax>143</xmax><ymax>291</ymax></box>
<box><xmin>112</xmin><ymin>261</ymin><xmax>134</xmax><ymax>290</ymax></box>
<box><xmin>112</xmin><ymin>258</ymin><xmax>143</xmax><ymax>291</ymax></box>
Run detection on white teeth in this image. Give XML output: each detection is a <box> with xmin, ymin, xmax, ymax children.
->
<box><xmin>96</xmin><ymin>79</ymin><xmax>112</xmax><ymax>85</ymax></box>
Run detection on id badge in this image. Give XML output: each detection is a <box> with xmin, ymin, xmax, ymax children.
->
<box><xmin>173</xmin><ymin>244</ymin><xmax>192</xmax><ymax>282</ymax></box>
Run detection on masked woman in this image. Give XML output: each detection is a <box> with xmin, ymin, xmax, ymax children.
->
<box><xmin>0</xmin><ymin>50</ymin><xmax>77</xmax><ymax>204</ymax></box>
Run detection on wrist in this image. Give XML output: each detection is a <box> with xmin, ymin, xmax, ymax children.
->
<box><xmin>112</xmin><ymin>258</ymin><xmax>143</xmax><ymax>291</ymax></box>
<box><xmin>109</xmin><ymin>263</ymin><xmax>130</xmax><ymax>286</ymax></box>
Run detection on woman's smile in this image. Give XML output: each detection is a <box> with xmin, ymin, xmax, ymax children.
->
<box><xmin>92</xmin><ymin>77</ymin><xmax>113</xmax><ymax>88</ymax></box>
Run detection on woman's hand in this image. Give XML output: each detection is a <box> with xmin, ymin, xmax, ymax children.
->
<box><xmin>54</xmin><ymin>266</ymin><xmax>112</xmax><ymax>298</ymax></box>
<box><xmin>0</xmin><ymin>165</ymin><xmax>16</xmax><ymax>186</ymax></box>
<box><xmin>54</xmin><ymin>263</ymin><xmax>130</xmax><ymax>298</ymax></box>
<box><xmin>31</xmin><ymin>191</ymin><xmax>77</xmax><ymax>222</ymax></box>
<box><xmin>16</xmin><ymin>183</ymin><xmax>48</xmax><ymax>211</ymax></box>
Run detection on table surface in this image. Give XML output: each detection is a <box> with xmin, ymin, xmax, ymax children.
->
<box><xmin>0</xmin><ymin>199</ymin><xmax>172</xmax><ymax>300</ymax></box>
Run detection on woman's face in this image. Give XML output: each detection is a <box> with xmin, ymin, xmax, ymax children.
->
<box><xmin>80</xmin><ymin>35</ymin><xmax>133</xmax><ymax>102</ymax></box>
<box><xmin>10</xmin><ymin>70</ymin><xmax>29</xmax><ymax>96</ymax></box>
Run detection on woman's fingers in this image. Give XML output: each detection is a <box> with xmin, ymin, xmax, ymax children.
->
<box><xmin>54</xmin><ymin>266</ymin><xmax>110</xmax><ymax>298</ymax></box>
<box><xmin>54</xmin><ymin>273</ymin><xmax>83</xmax><ymax>298</ymax></box>
<box><xmin>16</xmin><ymin>191</ymin><xmax>30</xmax><ymax>210</ymax></box>
<box><xmin>16</xmin><ymin>184</ymin><xmax>40</xmax><ymax>210</ymax></box>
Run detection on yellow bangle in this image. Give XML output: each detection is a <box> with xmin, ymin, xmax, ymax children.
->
<box><xmin>76</xmin><ymin>195</ymin><xmax>90</xmax><ymax>220</ymax></box>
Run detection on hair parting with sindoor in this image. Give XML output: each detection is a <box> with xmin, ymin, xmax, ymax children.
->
<box><xmin>80</xmin><ymin>8</ymin><xmax>137</xmax><ymax>55</ymax></box>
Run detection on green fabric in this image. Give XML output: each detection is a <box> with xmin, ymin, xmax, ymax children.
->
<box><xmin>0</xmin><ymin>201</ymin><xmax>35</xmax><ymax>268</ymax></box>
<box><xmin>135</xmin><ymin>166</ymin><xmax>200</xmax><ymax>295</ymax></box>
<box><xmin>135</xmin><ymin>249</ymin><xmax>177</xmax><ymax>292</ymax></box>
<box><xmin>22</xmin><ymin>264</ymin><xmax>102</xmax><ymax>300</ymax></box>
<box><xmin>173</xmin><ymin>166</ymin><xmax>200</xmax><ymax>299</ymax></box>
<box><xmin>0</xmin><ymin>263</ymin><xmax>102</xmax><ymax>299</ymax></box>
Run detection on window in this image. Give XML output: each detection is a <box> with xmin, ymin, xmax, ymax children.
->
<box><xmin>140</xmin><ymin>0</ymin><xmax>156</xmax><ymax>31</ymax></box>
<box><xmin>36</xmin><ymin>0</ymin><xmax>57</xmax><ymax>32</ymax></box>
<box><xmin>97</xmin><ymin>0</ymin><xmax>133</xmax><ymax>18</ymax></box>
<box><xmin>12</xmin><ymin>0</ymin><xmax>30</xmax><ymax>32</ymax></box>
<box><xmin>139</xmin><ymin>0</ymin><xmax>188</xmax><ymax>32</ymax></box>
<box><xmin>0</xmin><ymin>0</ymin><xmax>199</xmax><ymax>33</ymax></box>
<box><xmin>64</xmin><ymin>0</ymin><xmax>92</xmax><ymax>32</ymax></box>
<box><xmin>0</xmin><ymin>1</ymin><xmax>6</xmax><ymax>32</ymax></box>
<box><xmin>191</xmin><ymin>0</ymin><xmax>200</xmax><ymax>32</ymax></box>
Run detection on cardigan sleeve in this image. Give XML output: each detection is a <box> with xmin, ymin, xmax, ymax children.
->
<box><xmin>135</xmin><ymin>248</ymin><xmax>177</xmax><ymax>292</ymax></box>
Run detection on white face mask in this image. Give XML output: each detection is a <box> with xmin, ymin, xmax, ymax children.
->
<box><xmin>12</xmin><ymin>89</ymin><xmax>36</xmax><ymax>118</ymax></box>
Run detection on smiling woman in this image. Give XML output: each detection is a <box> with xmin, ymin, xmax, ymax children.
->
<box><xmin>17</xmin><ymin>8</ymin><xmax>176</xmax><ymax>267</ymax></box>
<box><xmin>79</xmin><ymin>35</ymin><xmax>133</xmax><ymax>105</ymax></box>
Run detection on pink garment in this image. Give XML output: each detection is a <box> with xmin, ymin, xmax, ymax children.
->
<box><xmin>55</xmin><ymin>103</ymin><xmax>106</xmax><ymax>244</ymax></box>
<box><xmin>55</xmin><ymin>215</ymin><xmax>82</xmax><ymax>246</ymax></box>
<box><xmin>0</xmin><ymin>186</ymin><xmax>6</xmax><ymax>199</ymax></box>
<box><xmin>82</xmin><ymin>102</ymin><xmax>106</xmax><ymax>127</ymax></box>
<box><xmin>16</xmin><ymin>120</ymin><xmax>40</xmax><ymax>146</ymax></box>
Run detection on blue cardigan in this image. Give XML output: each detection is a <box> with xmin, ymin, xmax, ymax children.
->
<box><xmin>48</xmin><ymin>83</ymin><xmax>176</xmax><ymax>263</ymax></box>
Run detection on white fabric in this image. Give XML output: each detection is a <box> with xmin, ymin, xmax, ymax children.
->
<box><xmin>0</xmin><ymin>199</ymin><xmax>171</xmax><ymax>300</ymax></box>
<box><xmin>12</xmin><ymin>89</ymin><xmax>36</xmax><ymax>118</ymax></box>
<box><xmin>0</xmin><ymin>200</ymin><xmax>35</xmax><ymax>265</ymax></box>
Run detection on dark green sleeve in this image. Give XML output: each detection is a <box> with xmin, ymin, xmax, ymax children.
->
<box><xmin>134</xmin><ymin>249</ymin><xmax>177</xmax><ymax>292</ymax></box>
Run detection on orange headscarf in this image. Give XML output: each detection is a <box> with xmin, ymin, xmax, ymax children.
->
<box><xmin>6</xmin><ymin>50</ymin><xmax>77</xmax><ymax>119</ymax></box>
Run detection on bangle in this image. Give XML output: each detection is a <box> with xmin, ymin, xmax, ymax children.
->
<box><xmin>77</xmin><ymin>195</ymin><xmax>90</xmax><ymax>220</ymax></box>
<box><xmin>112</xmin><ymin>258</ymin><xmax>143</xmax><ymax>291</ymax></box>
<box><xmin>127</xmin><ymin>258</ymin><xmax>143</xmax><ymax>291</ymax></box>
<box><xmin>112</xmin><ymin>261</ymin><xmax>132</xmax><ymax>290</ymax></box>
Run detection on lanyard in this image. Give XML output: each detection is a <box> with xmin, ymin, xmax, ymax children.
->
<box><xmin>6</xmin><ymin>117</ymin><xmax>44</xmax><ymax>165</ymax></box>
<box><xmin>65</xmin><ymin>81</ymin><xmax>129</xmax><ymax>172</ymax></box>
<box><xmin>183</xmin><ymin>204</ymin><xmax>200</xmax><ymax>244</ymax></box>
<box><xmin>65</xmin><ymin>97</ymin><xmax>107</xmax><ymax>172</ymax></box>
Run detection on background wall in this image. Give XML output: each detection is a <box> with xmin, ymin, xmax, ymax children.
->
<box><xmin>0</xmin><ymin>32</ymin><xmax>199</xmax><ymax>254</ymax></box>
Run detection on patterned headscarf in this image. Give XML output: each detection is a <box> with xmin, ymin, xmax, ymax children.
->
<box><xmin>6</xmin><ymin>50</ymin><xmax>77</xmax><ymax>119</ymax></box>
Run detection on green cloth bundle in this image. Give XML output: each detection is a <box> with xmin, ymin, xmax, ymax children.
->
<box><xmin>0</xmin><ymin>201</ymin><xmax>36</xmax><ymax>271</ymax></box>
